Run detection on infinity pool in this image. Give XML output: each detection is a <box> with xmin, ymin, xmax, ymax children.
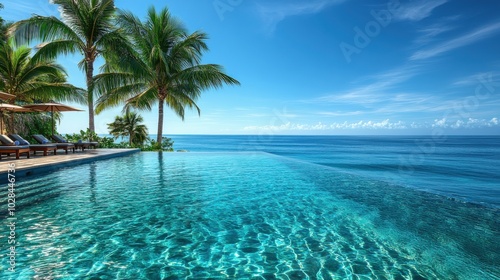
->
<box><xmin>1</xmin><ymin>152</ymin><xmax>498</xmax><ymax>279</ymax></box>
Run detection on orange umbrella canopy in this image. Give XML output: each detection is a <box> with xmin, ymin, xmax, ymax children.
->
<box><xmin>23</xmin><ymin>103</ymin><xmax>84</xmax><ymax>112</ymax></box>
<box><xmin>23</xmin><ymin>103</ymin><xmax>84</xmax><ymax>135</ymax></box>
<box><xmin>0</xmin><ymin>103</ymin><xmax>30</xmax><ymax>111</ymax></box>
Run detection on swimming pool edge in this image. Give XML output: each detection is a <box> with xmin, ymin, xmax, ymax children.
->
<box><xmin>0</xmin><ymin>149</ymin><xmax>141</xmax><ymax>182</ymax></box>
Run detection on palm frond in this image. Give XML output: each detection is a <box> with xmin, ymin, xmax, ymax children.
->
<box><xmin>126</xmin><ymin>87</ymin><xmax>159</xmax><ymax>111</ymax></box>
<box><xmin>164</xmin><ymin>93</ymin><xmax>186</xmax><ymax>120</ymax></box>
<box><xmin>172</xmin><ymin>64</ymin><xmax>240</xmax><ymax>90</ymax></box>
<box><xmin>21</xmin><ymin>83</ymin><xmax>86</xmax><ymax>104</ymax></box>
<box><xmin>95</xmin><ymin>78</ymin><xmax>150</xmax><ymax>113</ymax></box>
<box><xmin>9</xmin><ymin>15</ymin><xmax>81</xmax><ymax>46</ymax></box>
<box><xmin>32</xmin><ymin>39</ymin><xmax>82</xmax><ymax>62</ymax></box>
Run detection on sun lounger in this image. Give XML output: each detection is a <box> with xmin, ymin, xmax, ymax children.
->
<box><xmin>30</xmin><ymin>144</ymin><xmax>57</xmax><ymax>156</ymax></box>
<box><xmin>32</xmin><ymin>134</ymin><xmax>75</xmax><ymax>154</ymax></box>
<box><xmin>0</xmin><ymin>135</ymin><xmax>31</xmax><ymax>159</ymax></box>
<box><xmin>52</xmin><ymin>134</ymin><xmax>98</xmax><ymax>151</ymax></box>
<box><xmin>2</xmin><ymin>134</ymin><xmax>57</xmax><ymax>156</ymax></box>
<box><xmin>0</xmin><ymin>146</ymin><xmax>31</xmax><ymax>159</ymax></box>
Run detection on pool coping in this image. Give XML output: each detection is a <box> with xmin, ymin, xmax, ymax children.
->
<box><xmin>0</xmin><ymin>148</ymin><xmax>140</xmax><ymax>183</ymax></box>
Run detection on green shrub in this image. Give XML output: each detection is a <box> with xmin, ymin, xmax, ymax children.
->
<box><xmin>8</xmin><ymin>113</ymin><xmax>54</xmax><ymax>143</ymax></box>
<box><xmin>141</xmin><ymin>137</ymin><xmax>174</xmax><ymax>152</ymax></box>
<box><xmin>63</xmin><ymin>128</ymin><xmax>174</xmax><ymax>151</ymax></box>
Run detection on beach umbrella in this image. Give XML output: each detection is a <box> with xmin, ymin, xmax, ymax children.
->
<box><xmin>0</xmin><ymin>104</ymin><xmax>32</xmax><ymax>133</ymax></box>
<box><xmin>23</xmin><ymin>103</ymin><xmax>84</xmax><ymax>136</ymax></box>
<box><xmin>0</xmin><ymin>91</ymin><xmax>15</xmax><ymax>102</ymax></box>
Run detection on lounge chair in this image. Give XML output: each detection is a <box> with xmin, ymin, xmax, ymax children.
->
<box><xmin>32</xmin><ymin>134</ymin><xmax>75</xmax><ymax>154</ymax></box>
<box><xmin>0</xmin><ymin>135</ymin><xmax>30</xmax><ymax>159</ymax></box>
<box><xmin>52</xmin><ymin>134</ymin><xmax>98</xmax><ymax>151</ymax></box>
<box><xmin>0</xmin><ymin>134</ymin><xmax>31</xmax><ymax>159</ymax></box>
<box><xmin>4</xmin><ymin>134</ymin><xmax>57</xmax><ymax>156</ymax></box>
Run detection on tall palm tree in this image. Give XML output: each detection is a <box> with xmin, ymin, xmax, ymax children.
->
<box><xmin>108</xmin><ymin>111</ymin><xmax>148</xmax><ymax>146</ymax></box>
<box><xmin>9</xmin><ymin>0</ymin><xmax>131</xmax><ymax>136</ymax></box>
<box><xmin>95</xmin><ymin>6</ymin><xmax>240</xmax><ymax>143</ymax></box>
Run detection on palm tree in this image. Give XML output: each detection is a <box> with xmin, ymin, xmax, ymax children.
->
<box><xmin>0</xmin><ymin>39</ymin><xmax>85</xmax><ymax>131</ymax></box>
<box><xmin>107</xmin><ymin>111</ymin><xmax>148</xmax><ymax>146</ymax></box>
<box><xmin>95</xmin><ymin>6</ymin><xmax>240</xmax><ymax>143</ymax></box>
<box><xmin>0</xmin><ymin>39</ymin><xmax>84</xmax><ymax>103</ymax></box>
<box><xmin>9</xmin><ymin>0</ymin><xmax>131</xmax><ymax>137</ymax></box>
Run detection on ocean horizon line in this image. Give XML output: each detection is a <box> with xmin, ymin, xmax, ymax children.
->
<box><xmin>70</xmin><ymin>133</ymin><xmax>500</xmax><ymax>137</ymax></box>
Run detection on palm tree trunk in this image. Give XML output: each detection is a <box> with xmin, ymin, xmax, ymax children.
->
<box><xmin>86</xmin><ymin>60</ymin><xmax>95</xmax><ymax>138</ymax></box>
<box><xmin>157</xmin><ymin>97</ymin><xmax>164</xmax><ymax>144</ymax></box>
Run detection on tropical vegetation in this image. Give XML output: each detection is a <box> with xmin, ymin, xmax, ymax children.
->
<box><xmin>0</xmin><ymin>38</ymin><xmax>84</xmax><ymax>138</ymax></box>
<box><xmin>0</xmin><ymin>1</ymin><xmax>238</xmax><ymax>150</ymax></box>
<box><xmin>65</xmin><ymin>128</ymin><xmax>174</xmax><ymax>151</ymax></box>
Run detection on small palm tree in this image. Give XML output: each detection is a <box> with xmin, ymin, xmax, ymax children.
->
<box><xmin>0</xmin><ymin>39</ymin><xmax>85</xmax><ymax>103</ymax></box>
<box><xmin>107</xmin><ymin>111</ymin><xmax>148</xmax><ymax>146</ymax></box>
<box><xmin>0</xmin><ymin>39</ymin><xmax>85</xmax><ymax>131</ymax></box>
<box><xmin>95</xmin><ymin>6</ymin><xmax>240</xmax><ymax>143</ymax></box>
<box><xmin>9</xmin><ymin>0</ymin><xmax>131</xmax><ymax>136</ymax></box>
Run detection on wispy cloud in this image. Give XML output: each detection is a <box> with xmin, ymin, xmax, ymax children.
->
<box><xmin>257</xmin><ymin>0</ymin><xmax>344</xmax><ymax>33</ymax></box>
<box><xmin>411</xmin><ymin>22</ymin><xmax>500</xmax><ymax>60</ymax></box>
<box><xmin>394</xmin><ymin>0</ymin><xmax>448</xmax><ymax>22</ymax></box>
<box><xmin>311</xmin><ymin>65</ymin><xmax>421</xmax><ymax>105</ymax></box>
<box><xmin>414</xmin><ymin>16</ymin><xmax>460</xmax><ymax>45</ymax></box>
<box><xmin>303</xmin><ymin>64</ymin><xmax>467</xmax><ymax>118</ymax></box>
<box><xmin>415</xmin><ymin>25</ymin><xmax>453</xmax><ymax>44</ymax></box>
<box><xmin>452</xmin><ymin>71</ymin><xmax>500</xmax><ymax>87</ymax></box>
<box><xmin>1</xmin><ymin>0</ymin><xmax>58</xmax><ymax>20</ymax></box>
<box><xmin>317</xmin><ymin>111</ymin><xmax>365</xmax><ymax>117</ymax></box>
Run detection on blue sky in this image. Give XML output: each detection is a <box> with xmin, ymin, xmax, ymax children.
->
<box><xmin>1</xmin><ymin>0</ymin><xmax>500</xmax><ymax>135</ymax></box>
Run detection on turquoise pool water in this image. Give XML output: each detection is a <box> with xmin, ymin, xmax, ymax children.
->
<box><xmin>1</xmin><ymin>152</ymin><xmax>499</xmax><ymax>279</ymax></box>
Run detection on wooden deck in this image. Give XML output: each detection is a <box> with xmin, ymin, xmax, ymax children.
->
<box><xmin>0</xmin><ymin>148</ymin><xmax>140</xmax><ymax>181</ymax></box>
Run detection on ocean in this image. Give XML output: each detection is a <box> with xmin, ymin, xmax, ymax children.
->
<box><xmin>165</xmin><ymin>135</ymin><xmax>500</xmax><ymax>208</ymax></box>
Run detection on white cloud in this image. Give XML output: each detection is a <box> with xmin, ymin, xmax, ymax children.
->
<box><xmin>243</xmin><ymin>119</ymin><xmax>408</xmax><ymax>132</ymax></box>
<box><xmin>432</xmin><ymin>117</ymin><xmax>500</xmax><ymax>129</ymax></box>
<box><xmin>394</xmin><ymin>0</ymin><xmax>448</xmax><ymax>22</ymax></box>
<box><xmin>243</xmin><ymin>117</ymin><xmax>500</xmax><ymax>132</ymax></box>
<box><xmin>257</xmin><ymin>0</ymin><xmax>345</xmax><ymax>33</ymax></box>
<box><xmin>411</xmin><ymin>22</ymin><xmax>500</xmax><ymax>60</ymax></box>
<box><xmin>432</xmin><ymin>118</ymin><xmax>448</xmax><ymax>128</ymax></box>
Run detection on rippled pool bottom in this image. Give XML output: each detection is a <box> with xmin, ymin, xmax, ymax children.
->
<box><xmin>0</xmin><ymin>152</ymin><xmax>498</xmax><ymax>279</ymax></box>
